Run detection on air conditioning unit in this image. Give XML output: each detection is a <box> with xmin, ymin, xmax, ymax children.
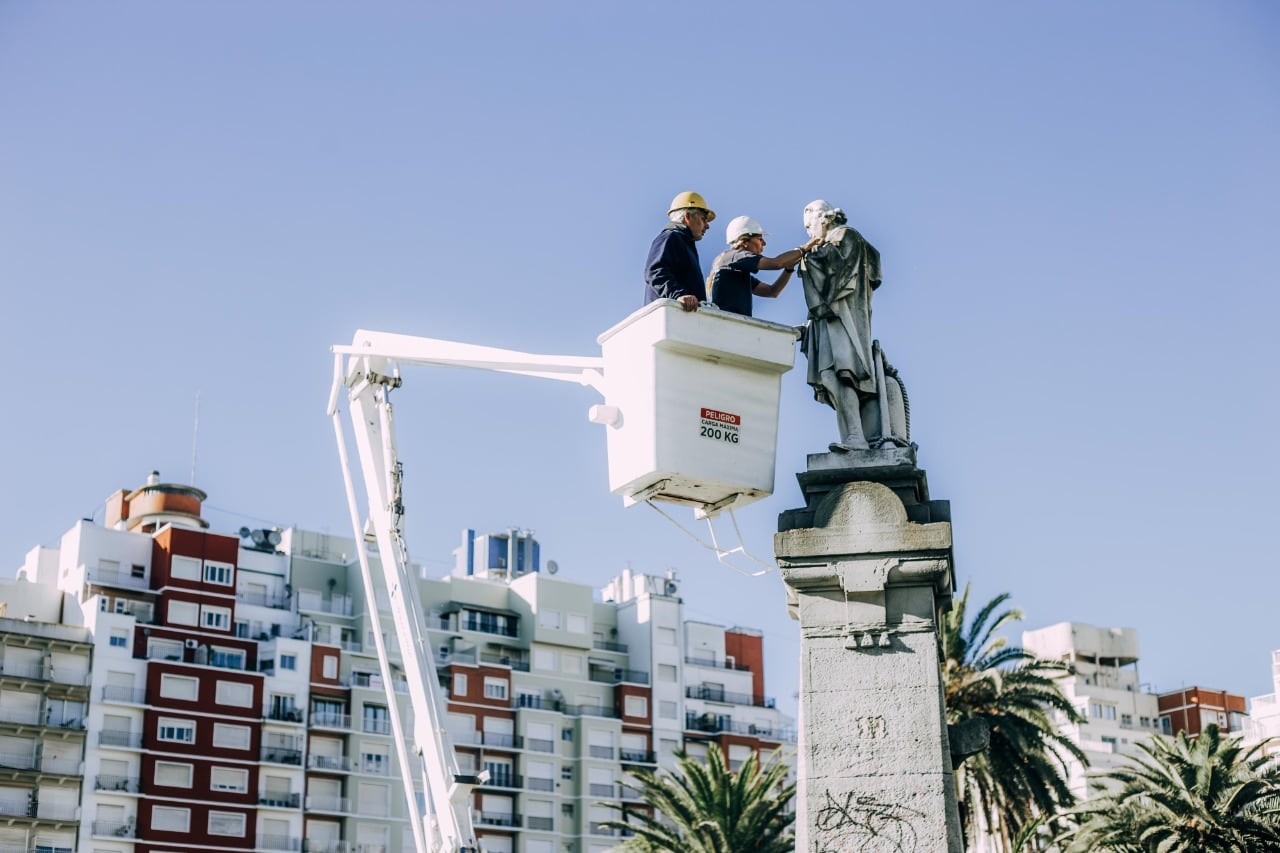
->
<box><xmin>183</xmin><ymin>639</ymin><xmax>199</xmax><ymax>649</ymax></box>
<box><xmin>665</xmin><ymin>580</ymin><xmax>679</xmax><ymax>596</ymax></box>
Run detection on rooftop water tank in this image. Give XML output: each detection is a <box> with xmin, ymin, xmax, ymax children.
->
<box><xmin>596</xmin><ymin>301</ymin><xmax>799</xmax><ymax>515</ymax></box>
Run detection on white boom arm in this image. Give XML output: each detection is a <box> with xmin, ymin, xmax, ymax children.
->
<box><xmin>328</xmin><ymin>329</ymin><xmax>605</xmax><ymax>853</ymax></box>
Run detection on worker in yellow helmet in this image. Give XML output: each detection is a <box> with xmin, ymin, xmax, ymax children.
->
<box><xmin>643</xmin><ymin>191</ymin><xmax>716</xmax><ymax>312</ymax></box>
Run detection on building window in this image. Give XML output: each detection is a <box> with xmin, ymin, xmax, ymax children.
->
<box><xmin>208</xmin><ymin>810</ymin><xmax>246</xmax><ymax>836</ymax></box>
<box><xmin>201</xmin><ymin>605</ymin><xmax>231</xmax><ymax>631</ymax></box>
<box><xmin>157</xmin><ymin>717</ymin><xmax>195</xmax><ymax>743</ymax></box>
<box><xmin>168</xmin><ymin>600</ymin><xmax>199</xmax><ymax>626</ymax></box>
<box><xmin>624</xmin><ymin>695</ymin><xmax>648</xmax><ymax>718</ymax></box>
<box><xmin>453</xmin><ymin>673</ymin><xmax>468</xmax><ymax>697</ymax></box>
<box><xmin>109</xmin><ymin>631</ymin><xmax>128</xmax><ymax>648</ymax></box>
<box><xmin>279</xmin><ymin>654</ymin><xmax>297</xmax><ymax>670</ymax></box>
<box><xmin>159</xmin><ymin>674</ymin><xmax>199</xmax><ymax>701</ymax></box>
<box><xmin>567</xmin><ymin>613</ymin><xmax>588</xmax><ymax>634</ymax></box>
<box><xmin>657</xmin><ymin>627</ymin><xmax>677</xmax><ymax>645</ymax></box>
<box><xmin>322</xmin><ymin>655</ymin><xmax>338</xmax><ymax>679</ymax></box>
<box><xmin>658</xmin><ymin>664</ymin><xmax>677</xmax><ymax>683</ymax></box>
<box><xmin>1104</xmin><ymin>705</ymin><xmax>1117</xmax><ymax>721</ymax></box>
<box><xmin>1161</xmin><ymin>717</ymin><xmax>1173</xmax><ymax>735</ymax></box>
<box><xmin>1140</xmin><ymin>716</ymin><xmax>1150</xmax><ymax>728</ymax></box>
<box><xmin>216</xmin><ymin>680</ymin><xmax>254</xmax><ymax>708</ymax></box>
<box><xmin>153</xmin><ymin>761</ymin><xmax>194</xmax><ymax>788</ymax></box>
<box><xmin>561</xmin><ymin>728</ymin><xmax>573</xmax><ymax>742</ymax></box>
<box><xmin>532</xmin><ymin>648</ymin><xmax>556</xmax><ymax>671</ymax></box>
<box><xmin>1121</xmin><ymin>713</ymin><xmax>1133</xmax><ymax>727</ymax></box>
<box><xmin>209</xmin><ymin>648</ymin><xmax>245</xmax><ymax>670</ymax></box>
<box><xmin>658</xmin><ymin>701</ymin><xmax>677</xmax><ymax>720</ymax></box>
<box><xmin>203</xmin><ymin>561</ymin><xmax>234</xmax><ymax>585</ymax></box>
<box><xmin>363</xmin><ymin>705</ymin><xmax>390</xmax><ymax>734</ymax></box>
<box><xmin>131</xmin><ymin>563</ymin><xmax>146</xmax><ymax>578</ymax></box>
<box><xmin>1090</xmin><ymin>703</ymin><xmax>1103</xmax><ymax>719</ymax></box>
<box><xmin>210</xmin><ymin>766</ymin><xmax>249</xmax><ymax>793</ymax></box>
<box><xmin>114</xmin><ymin>598</ymin><xmax>129</xmax><ymax>614</ymax></box>
<box><xmin>561</xmin><ymin>765</ymin><xmax>573</xmax><ymax>781</ymax></box>
<box><xmin>170</xmin><ymin>555</ymin><xmax>201</xmax><ymax>582</ymax></box>
<box><xmin>483</xmin><ymin>678</ymin><xmax>508</xmax><ymax>700</ymax></box>
<box><xmin>212</xmin><ymin>723</ymin><xmax>251</xmax><ymax>750</ymax></box>
<box><xmin>561</xmin><ymin>654</ymin><xmax>583</xmax><ymax>675</ymax></box>
<box><xmin>539</xmin><ymin>610</ymin><xmax>561</xmax><ymax>629</ymax></box>
<box><xmin>151</xmin><ymin>805</ymin><xmax>191</xmax><ymax>832</ymax></box>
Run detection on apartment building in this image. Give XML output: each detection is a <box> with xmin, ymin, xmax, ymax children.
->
<box><xmin>1240</xmin><ymin>649</ymin><xmax>1280</xmax><ymax>756</ymax></box>
<box><xmin>1156</xmin><ymin>686</ymin><xmax>1248</xmax><ymax>739</ymax></box>
<box><xmin>0</xmin><ymin>475</ymin><xmax>795</xmax><ymax>853</ymax></box>
<box><xmin>1021</xmin><ymin>622</ymin><xmax>1166</xmax><ymax>798</ymax></box>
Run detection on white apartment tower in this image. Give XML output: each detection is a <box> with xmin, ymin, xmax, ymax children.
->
<box><xmin>1021</xmin><ymin>622</ymin><xmax>1166</xmax><ymax>798</ymax></box>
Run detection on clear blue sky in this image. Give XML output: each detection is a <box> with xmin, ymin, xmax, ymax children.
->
<box><xmin>2</xmin><ymin>2</ymin><xmax>1277</xmax><ymax>713</ymax></box>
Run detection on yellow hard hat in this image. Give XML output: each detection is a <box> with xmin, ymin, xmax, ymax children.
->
<box><xmin>667</xmin><ymin>191</ymin><xmax>716</xmax><ymax>222</ymax></box>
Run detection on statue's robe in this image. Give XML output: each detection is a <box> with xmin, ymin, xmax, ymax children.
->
<box><xmin>800</xmin><ymin>225</ymin><xmax>882</xmax><ymax>407</ymax></box>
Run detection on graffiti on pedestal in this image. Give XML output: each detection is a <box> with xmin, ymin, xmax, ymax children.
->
<box><xmin>814</xmin><ymin>788</ymin><xmax>923</xmax><ymax>852</ymax></box>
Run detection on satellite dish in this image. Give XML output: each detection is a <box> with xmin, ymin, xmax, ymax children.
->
<box><xmin>238</xmin><ymin>527</ymin><xmax>251</xmax><ymax>539</ymax></box>
<box><xmin>546</xmin><ymin>560</ymin><xmax>559</xmax><ymax>575</ymax></box>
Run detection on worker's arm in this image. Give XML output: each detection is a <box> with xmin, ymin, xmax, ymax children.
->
<box><xmin>756</xmin><ymin>235</ymin><xmax>824</xmax><ymax>271</ymax></box>
<box><xmin>752</xmin><ymin>269</ymin><xmax>792</xmax><ymax>299</ymax></box>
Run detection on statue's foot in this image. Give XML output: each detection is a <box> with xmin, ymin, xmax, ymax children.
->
<box><xmin>829</xmin><ymin>436</ymin><xmax>871</xmax><ymax>453</ymax></box>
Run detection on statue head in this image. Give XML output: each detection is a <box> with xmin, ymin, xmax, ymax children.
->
<box><xmin>803</xmin><ymin>199</ymin><xmax>847</xmax><ymax>239</ymax></box>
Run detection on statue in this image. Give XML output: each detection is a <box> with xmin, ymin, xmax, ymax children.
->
<box><xmin>799</xmin><ymin>200</ymin><xmax>909</xmax><ymax>453</ymax></box>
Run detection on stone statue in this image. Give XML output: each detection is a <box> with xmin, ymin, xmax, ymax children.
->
<box><xmin>799</xmin><ymin>200</ymin><xmax>909</xmax><ymax>452</ymax></box>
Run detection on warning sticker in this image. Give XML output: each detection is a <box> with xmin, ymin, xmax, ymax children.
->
<box><xmin>699</xmin><ymin>407</ymin><xmax>741</xmax><ymax>444</ymax></box>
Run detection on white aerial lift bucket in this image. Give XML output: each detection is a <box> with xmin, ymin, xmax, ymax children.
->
<box><xmin>594</xmin><ymin>300</ymin><xmax>800</xmax><ymax>516</ymax></box>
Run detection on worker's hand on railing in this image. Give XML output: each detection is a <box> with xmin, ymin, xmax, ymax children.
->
<box><xmin>677</xmin><ymin>295</ymin><xmax>700</xmax><ymax>312</ymax></box>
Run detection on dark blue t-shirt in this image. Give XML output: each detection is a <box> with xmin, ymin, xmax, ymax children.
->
<box><xmin>643</xmin><ymin>225</ymin><xmax>705</xmax><ymax>304</ymax></box>
<box><xmin>707</xmin><ymin>248</ymin><xmax>762</xmax><ymax>316</ymax></box>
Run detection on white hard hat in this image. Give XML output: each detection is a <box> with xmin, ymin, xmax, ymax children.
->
<box><xmin>725</xmin><ymin>215</ymin><xmax>766</xmax><ymax>245</ymax></box>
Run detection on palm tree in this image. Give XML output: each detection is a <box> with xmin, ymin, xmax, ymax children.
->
<box><xmin>602</xmin><ymin>743</ymin><xmax>795</xmax><ymax>853</ymax></box>
<box><xmin>942</xmin><ymin>583</ymin><xmax>1086</xmax><ymax>850</ymax></box>
<box><xmin>1053</xmin><ymin>723</ymin><xmax>1280</xmax><ymax>852</ymax></box>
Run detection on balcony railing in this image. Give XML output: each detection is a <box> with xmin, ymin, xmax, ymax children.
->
<box><xmin>236</xmin><ymin>590</ymin><xmax>290</xmax><ymax>610</ymax></box>
<box><xmin>480</xmin><ymin>731</ymin><xmax>519</xmax><ymax>748</ymax></box>
<box><xmin>0</xmin><ymin>661</ymin><xmax>90</xmax><ymax>686</ymax></box>
<box><xmin>683</xmin><ymin>655</ymin><xmax>750</xmax><ymax>672</ymax></box>
<box><xmin>0</xmin><ymin>708</ymin><xmax>39</xmax><ymax>726</ymax></box>
<box><xmin>92</xmin><ymin>820</ymin><xmax>136</xmax><ymax>837</ymax></box>
<box><xmin>303</xmin><ymin>842</ymin><xmax>353</xmax><ymax>853</ymax></box>
<box><xmin>259</xmin><ymin>792</ymin><xmax>301</xmax><ymax>808</ymax></box>
<box><xmin>350</xmin><ymin>673</ymin><xmax>408</xmax><ymax>693</ymax></box>
<box><xmin>306</xmin><ymin>795</ymin><xmax>352</xmax><ymax>812</ymax></box>
<box><xmin>567</xmin><ymin>704</ymin><xmax>619</xmax><ymax>719</ymax></box>
<box><xmin>589</xmin><ymin>667</ymin><xmax>649</xmax><ymax>685</ymax></box>
<box><xmin>297</xmin><ymin>592</ymin><xmax>354</xmax><ymax>616</ymax></box>
<box><xmin>102</xmin><ymin>685</ymin><xmax>147</xmax><ymax>704</ymax></box>
<box><xmin>476</xmin><ymin>812</ymin><xmax>521</xmax><ymax>827</ymax></box>
<box><xmin>266</xmin><ymin>707</ymin><xmax>305</xmax><ymax>724</ymax></box>
<box><xmin>620</xmin><ymin>749</ymin><xmax>657</xmax><ymax>764</ymax></box>
<box><xmin>98</xmin><ymin>729</ymin><xmax>143</xmax><ymax>749</ymax></box>
<box><xmin>361</xmin><ymin>718</ymin><xmax>391</xmax><ymax>735</ymax></box>
<box><xmin>259</xmin><ymin>835</ymin><xmax>301</xmax><ymax>851</ymax></box>
<box><xmin>262</xmin><ymin>746</ymin><xmax>303</xmax><ymax>765</ymax></box>
<box><xmin>308</xmin><ymin>754</ymin><xmax>354</xmax><ymax>772</ymax></box>
<box><xmin>592</xmin><ymin>639</ymin><xmax>628</xmax><ymax>653</ymax></box>
<box><xmin>0</xmin><ymin>753</ymin><xmax>36</xmax><ymax>770</ymax></box>
<box><xmin>684</xmin><ymin>714</ymin><xmax>796</xmax><ymax>742</ymax></box>
<box><xmin>482</xmin><ymin>774</ymin><xmax>522</xmax><ymax>790</ymax></box>
<box><xmin>310</xmin><ymin>712</ymin><xmax>352</xmax><ymax>730</ymax></box>
<box><xmin>38</xmin><ymin>756</ymin><xmax>82</xmax><ymax>775</ymax></box>
<box><xmin>88</xmin><ymin>567</ymin><xmax>151</xmax><ymax>590</ymax></box>
<box><xmin>95</xmin><ymin>774</ymin><xmax>139</xmax><ymax>793</ymax></box>
<box><xmin>479</xmin><ymin>652</ymin><xmax>530</xmax><ymax>672</ymax></box>
<box><xmin>685</xmin><ymin>685</ymin><xmax>777</xmax><ymax>708</ymax></box>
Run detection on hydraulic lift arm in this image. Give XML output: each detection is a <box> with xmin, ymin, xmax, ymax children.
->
<box><xmin>328</xmin><ymin>330</ymin><xmax>605</xmax><ymax>853</ymax></box>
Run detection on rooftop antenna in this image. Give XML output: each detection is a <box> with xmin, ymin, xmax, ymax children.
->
<box><xmin>190</xmin><ymin>391</ymin><xmax>201</xmax><ymax>485</ymax></box>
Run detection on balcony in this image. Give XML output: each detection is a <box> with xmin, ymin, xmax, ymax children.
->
<box><xmin>98</xmin><ymin>729</ymin><xmax>143</xmax><ymax>749</ymax></box>
<box><xmin>236</xmin><ymin>590</ymin><xmax>290</xmax><ymax>610</ymax></box>
<box><xmin>35</xmin><ymin>756</ymin><xmax>82</xmax><ymax>775</ymax></box>
<box><xmin>0</xmin><ymin>753</ymin><xmax>36</xmax><ymax>771</ymax></box>
<box><xmin>685</xmin><ymin>685</ymin><xmax>776</xmax><ymax>708</ymax></box>
<box><xmin>308</xmin><ymin>754</ymin><xmax>354</xmax><ymax>772</ymax></box>
<box><xmin>91</xmin><ymin>820</ymin><xmax>136</xmax><ymax>837</ymax></box>
<box><xmin>101</xmin><ymin>685</ymin><xmax>147</xmax><ymax>705</ymax></box>
<box><xmin>310</xmin><ymin>712</ymin><xmax>352</xmax><ymax>731</ymax></box>
<box><xmin>297</xmin><ymin>590</ymin><xmax>354</xmax><ymax>617</ymax></box>
<box><xmin>262</xmin><ymin>744</ymin><xmax>303</xmax><ymax>765</ymax></box>
<box><xmin>683</xmin><ymin>655</ymin><xmax>750</xmax><ymax>672</ymax></box>
<box><xmin>260</xmin><ymin>835</ymin><xmax>302</xmax><ymax>851</ymax></box>
<box><xmin>476</xmin><ymin>812</ymin><xmax>521</xmax><ymax>828</ymax></box>
<box><xmin>306</xmin><ymin>795</ymin><xmax>352</xmax><ymax>813</ymax></box>
<box><xmin>361</xmin><ymin>718</ymin><xmax>391</xmax><ymax>735</ymax></box>
<box><xmin>684</xmin><ymin>713</ymin><xmax>796</xmax><ymax>742</ymax></box>
<box><xmin>592</xmin><ymin>639</ymin><xmax>628</xmax><ymax>654</ymax></box>
<box><xmin>0</xmin><ymin>708</ymin><xmax>39</xmax><ymax>726</ymax></box>
<box><xmin>460</xmin><ymin>616</ymin><xmax>518</xmax><ymax>638</ymax></box>
<box><xmin>95</xmin><ymin>774</ymin><xmax>139</xmax><ymax>793</ymax></box>
<box><xmin>303</xmin><ymin>842</ymin><xmax>353</xmax><ymax>853</ymax></box>
<box><xmin>566</xmin><ymin>704</ymin><xmax>619</xmax><ymax>720</ymax></box>
<box><xmin>267</xmin><ymin>707</ymin><xmax>305</xmax><ymax>724</ymax></box>
<box><xmin>259</xmin><ymin>792</ymin><xmax>301</xmax><ymax>809</ymax></box>
<box><xmin>0</xmin><ymin>661</ymin><xmax>89</xmax><ymax>687</ymax></box>
<box><xmin>351</xmin><ymin>673</ymin><xmax>408</xmax><ymax>693</ymax></box>
<box><xmin>589</xmin><ymin>667</ymin><xmax>649</xmax><ymax>685</ymax></box>
<box><xmin>480</xmin><ymin>774</ymin><xmax>522</xmax><ymax>790</ymax></box>
<box><xmin>480</xmin><ymin>731</ymin><xmax>519</xmax><ymax>749</ymax></box>
<box><xmin>88</xmin><ymin>566</ymin><xmax>151</xmax><ymax>591</ymax></box>
<box><xmin>479</xmin><ymin>651</ymin><xmax>530</xmax><ymax>672</ymax></box>
<box><xmin>620</xmin><ymin>749</ymin><xmax>657</xmax><ymax>764</ymax></box>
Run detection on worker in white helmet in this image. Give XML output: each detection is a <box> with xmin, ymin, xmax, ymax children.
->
<box><xmin>706</xmin><ymin>215</ymin><xmax>822</xmax><ymax>317</ymax></box>
<box><xmin>643</xmin><ymin>191</ymin><xmax>717</xmax><ymax>312</ymax></box>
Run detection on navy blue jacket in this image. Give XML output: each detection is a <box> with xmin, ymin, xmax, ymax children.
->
<box><xmin>643</xmin><ymin>224</ymin><xmax>705</xmax><ymax>304</ymax></box>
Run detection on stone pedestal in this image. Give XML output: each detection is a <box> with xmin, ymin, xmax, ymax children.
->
<box><xmin>776</xmin><ymin>447</ymin><xmax>963</xmax><ymax>853</ymax></box>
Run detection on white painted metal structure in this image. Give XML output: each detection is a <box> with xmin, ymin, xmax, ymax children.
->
<box><xmin>326</xmin><ymin>301</ymin><xmax>798</xmax><ymax>853</ymax></box>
